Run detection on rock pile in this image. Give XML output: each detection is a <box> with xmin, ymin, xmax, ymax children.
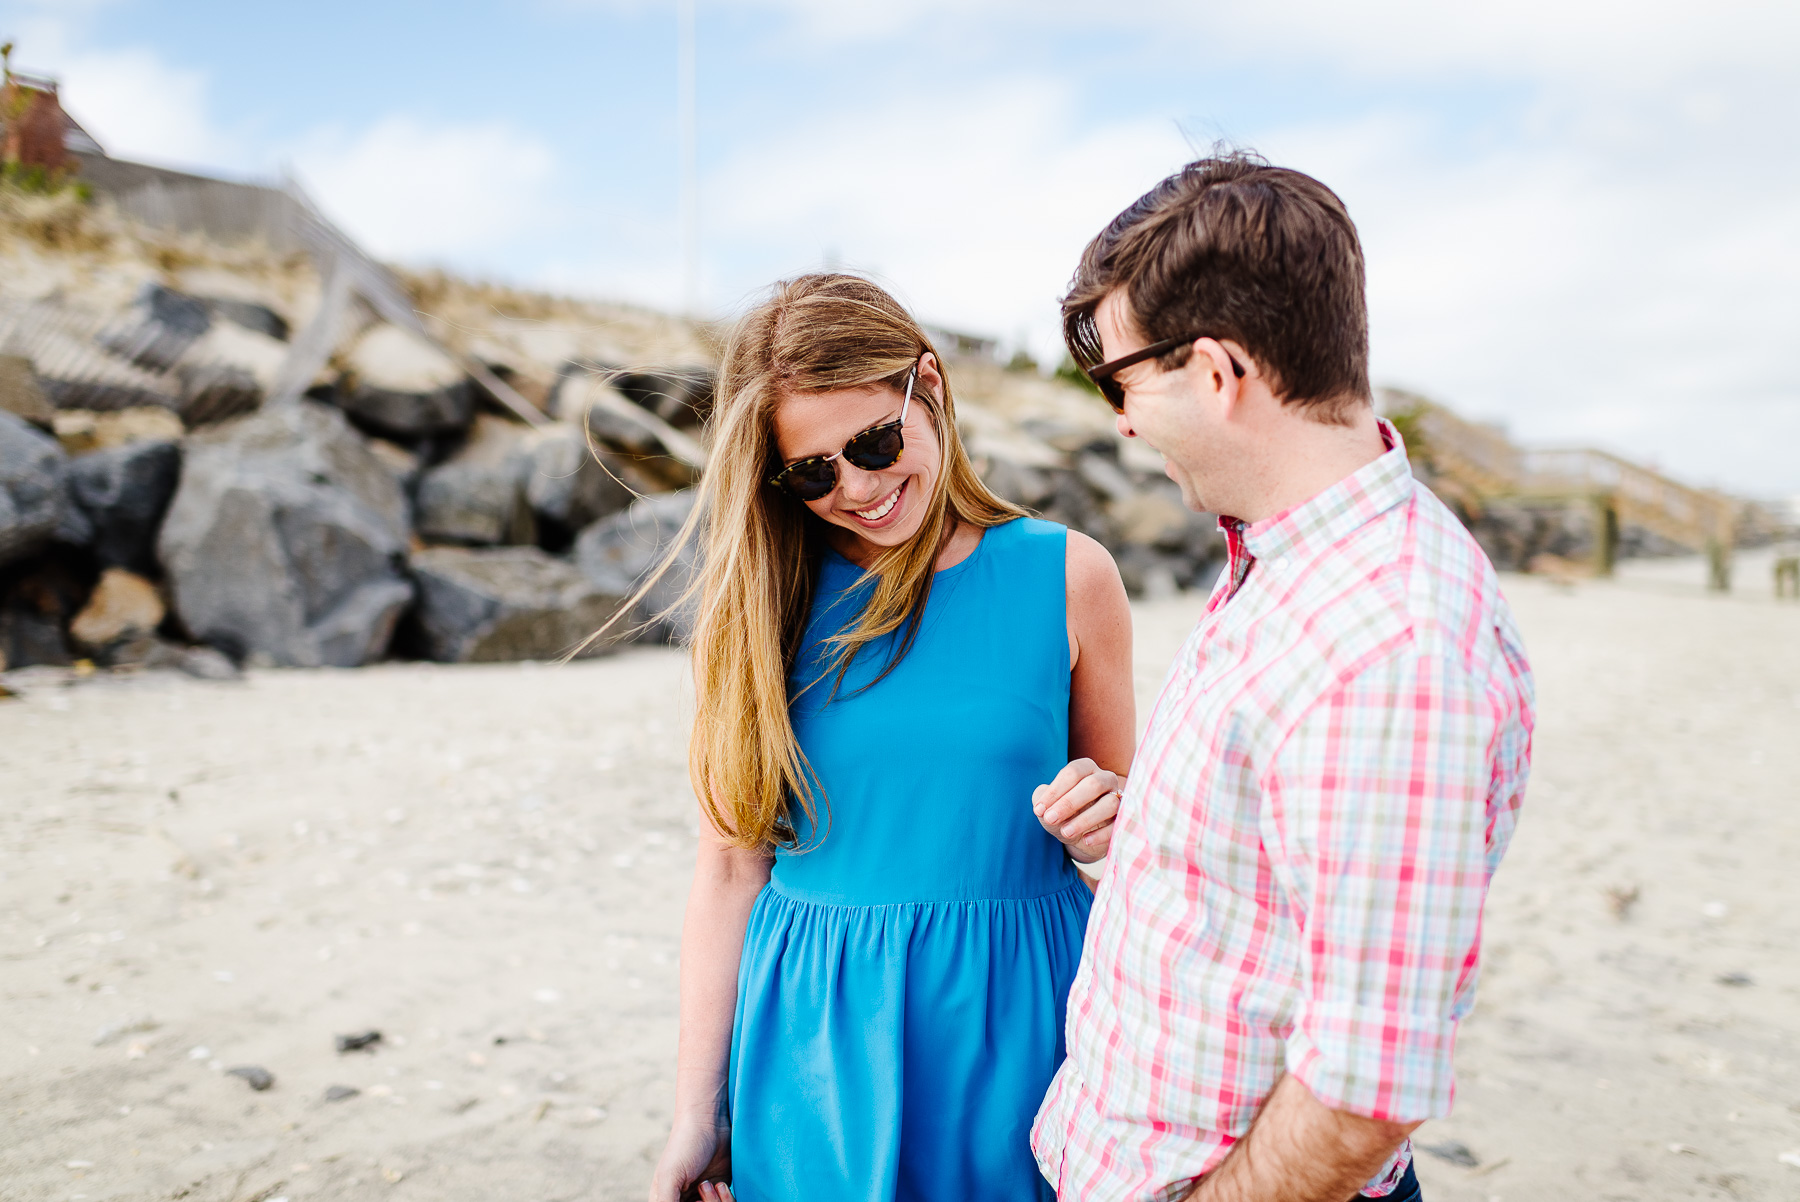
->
<box><xmin>0</xmin><ymin>266</ymin><xmax>1225</xmax><ymax>675</ymax></box>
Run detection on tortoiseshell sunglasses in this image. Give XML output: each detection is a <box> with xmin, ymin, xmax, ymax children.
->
<box><xmin>767</xmin><ymin>367</ymin><xmax>915</xmax><ymax>501</ymax></box>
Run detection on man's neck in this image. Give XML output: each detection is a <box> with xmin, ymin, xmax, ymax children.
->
<box><xmin>1225</xmin><ymin>404</ymin><xmax>1388</xmax><ymax>525</ymax></box>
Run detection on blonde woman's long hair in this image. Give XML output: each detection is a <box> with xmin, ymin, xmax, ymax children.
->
<box><xmin>623</xmin><ymin>274</ymin><xmax>1025</xmax><ymax>852</ymax></box>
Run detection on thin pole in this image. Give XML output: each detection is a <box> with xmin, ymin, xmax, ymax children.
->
<box><xmin>677</xmin><ymin>0</ymin><xmax>699</xmax><ymax>317</ymax></box>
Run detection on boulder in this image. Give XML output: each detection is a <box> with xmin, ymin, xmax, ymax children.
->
<box><xmin>0</xmin><ymin>608</ymin><xmax>69</xmax><ymax>669</ymax></box>
<box><xmin>573</xmin><ymin>489</ymin><xmax>701</xmax><ymax>643</ymax></box>
<box><xmin>0</xmin><ymin>409</ymin><xmax>68</xmax><ymax>569</ymax></box>
<box><xmin>1113</xmin><ymin>544</ymin><xmax>1182</xmax><ymax>601</ymax></box>
<box><xmin>1036</xmin><ymin>467</ymin><xmax>1115</xmax><ymax>550</ymax></box>
<box><xmin>64</xmin><ymin>440</ymin><xmax>182</xmax><ymax>576</ymax></box>
<box><xmin>99</xmin><ymin>283</ymin><xmax>212</xmax><ymax>372</ymax></box>
<box><xmin>70</xmin><ymin>568</ymin><xmax>165</xmax><ymax>662</ymax></box>
<box><xmin>157</xmin><ymin>401</ymin><xmax>413</xmax><ymax>667</ymax></box>
<box><xmin>523</xmin><ymin>424</ymin><xmax>643</xmax><ymax>539</ymax></box>
<box><xmin>408</xmin><ymin>546</ymin><xmax>628</xmax><ymax>663</ymax></box>
<box><xmin>609</xmin><ymin>367</ymin><xmax>714</xmax><ymax>429</ymax></box>
<box><xmin>338</xmin><ymin>324</ymin><xmax>474</xmax><ymax>439</ymax></box>
<box><xmin>174</xmin><ymin>321</ymin><xmax>289</xmax><ymax>426</ymax></box>
<box><xmin>561</xmin><ymin>374</ymin><xmax>704</xmax><ymax>490</ymax></box>
<box><xmin>0</xmin><ymin>356</ymin><xmax>54</xmax><ymax>428</ymax></box>
<box><xmin>0</xmin><ymin>555</ymin><xmax>90</xmax><ymax>668</ymax></box>
<box><xmin>203</xmin><ymin>297</ymin><xmax>290</xmax><ymax>342</ymax></box>
<box><xmin>364</xmin><ymin>437</ymin><xmax>423</xmax><ymax>492</ymax></box>
<box><xmin>177</xmin><ymin>362</ymin><xmax>263</xmax><ymax>427</ymax></box>
<box><xmin>414</xmin><ymin>415</ymin><xmax>536</xmax><ymax>546</ymax></box>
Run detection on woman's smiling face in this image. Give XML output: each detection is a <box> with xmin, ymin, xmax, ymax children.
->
<box><xmin>771</xmin><ymin>356</ymin><xmax>944</xmax><ymax>565</ymax></box>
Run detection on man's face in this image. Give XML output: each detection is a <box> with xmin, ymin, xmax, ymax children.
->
<box><xmin>1094</xmin><ymin>291</ymin><xmax>1223</xmax><ymax>514</ymax></box>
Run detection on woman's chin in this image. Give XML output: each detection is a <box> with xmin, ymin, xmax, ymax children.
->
<box><xmin>831</xmin><ymin>508</ymin><xmax>927</xmax><ymax>559</ymax></box>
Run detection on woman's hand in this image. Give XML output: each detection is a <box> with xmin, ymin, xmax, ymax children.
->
<box><xmin>1032</xmin><ymin>757</ymin><xmax>1123</xmax><ymax>864</ymax></box>
<box><xmin>649</xmin><ymin>1116</ymin><xmax>732</xmax><ymax>1202</ymax></box>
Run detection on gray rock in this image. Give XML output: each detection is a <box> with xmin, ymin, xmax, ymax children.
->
<box><xmin>978</xmin><ymin>456</ymin><xmax>1055</xmax><ymax>508</ymax></box>
<box><xmin>323</xmin><ymin>1084</ymin><xmax>360</xmax><ymax>1102</ymax></box>
<box><xmin>0</xmin><ymin>409</ymin><xmax>68</xmax><ymax>569</ymax></box>
<box><xmin>524</xmin><ymin>424</ymin><xmax>639</xmax><ymax>535</ymax></box>
<box><xmin>1036</xmin><ymin>468</ymin><xmax>1115</xmax><ymax>550</ymax></box>
<box><xmin>226</xmin><ymin>1065</ymin><xmax>274</xmax><ymax>1091</ymax></box>
<box><xmin>363</xmin><ymin>437</ymin><xmax>423</xmax><ymax>492</ymax></box>
<box><xmin>408</xmin><ymin>546</ymin><xmax>628</xmax><ymax>663</ymax></box>
<box><xmin>203</xmin><ymin>298</ymin><xmax>290</xmax><ymax>342</ymax></box>
<box><xmin>1074</xmin><ymin>450</ymin><xmax>1136</xmax><ymax>503</ymax></box>
<box><xmin>335</xmin><ymin>1029</ymin><xmax>382</xmax><ymax>1053</ymax></box>
<box><xmin>157</xmin><ymin>401</ymin><xmax>413</xmax><ymax>668</ymax></box>
<box><xmin>175</xmin><ymin>643</ymin><xmax>242</xmax><ymax>681</ymax></box>
<box><xmin>1113</xmin><ymin>544</ymin><xmax>1182</xmax><ymax>601</ymax></box>
<box><xmin>562</xmin><ymin>376</ymin><xmax>703</xmax><ymax>490</ymax></box>
<box><xmin>608</xmin><ymin>367</ymin><xmax>714</xmax><ymax>429</ymax></box>
<box><xmin>99</xmin><ymin>282</ymin><xmax>212</xmax><ymax>372</ymax></box>
<box><xmin>0</xmin><ymin>558</ymin><xmax>88</xmax><ymax>667</ymax></box>
<box><xmin>50</xmin><ymin>478</ymin><xmax>95</xmax><ymax>548</ymax></box>
<box><xmin>177</xmin><ymin>361</ymin><xmax>263</xmax><ymax>427</ymax></box>
<box><xmin>64</xmin><ymin>440</ymin><xmax>182</xmax><ymax>576</ymax></box>
<box><xmin>572</xmin><ymin>489</ymin><xmax>700</xmax><ymax>644</ymax></box>
<box><xmin>414</xmin><ymin>416</ymin><xmax>535</xmax><ymax>547</ymax></box>
<box><xmin>337</xmin><ymin>324</ymin><xmax>474</xmax><ymax>439</ymax></box>
<box><xmin>0</xmin><ymin>608</ymin><xmax>70</xmax><ymax>668</ymax></box>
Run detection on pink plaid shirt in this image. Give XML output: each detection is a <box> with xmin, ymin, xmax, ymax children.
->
<box><xmin>1034</xmin><ymin>422</ymin><xmax>1534</xmax><ymax>1199</ymax></box>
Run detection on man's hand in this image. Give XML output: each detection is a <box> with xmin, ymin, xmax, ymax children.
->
<box><xmin>1032</xmin><ymin>758</ymin><xmax>1122</xmax><ymax>863</ymax></box>
<box><xmin>1183</xmin><ymin>1074</ymin><xmax>1419</xmax><ymax>1202</ymax></box>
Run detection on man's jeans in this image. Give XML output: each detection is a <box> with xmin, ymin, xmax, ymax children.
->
<box><xmin>1383</xmin><ymin>1162</ymin><xmax>1423</xmax><ymax>1201</ymax></box>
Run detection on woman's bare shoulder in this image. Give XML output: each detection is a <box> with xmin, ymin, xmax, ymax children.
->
<box><xmin>1064</xmin><ymin>528</ymin><xmax>1129</xmax><ymax>620</ymax></box>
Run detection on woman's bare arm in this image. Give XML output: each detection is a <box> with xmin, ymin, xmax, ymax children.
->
<box><xmin>1033</xmin><ymin>530</ymin><xmax>1135</xmax><ymax>863</ymax></box>
<box><xmin>649</xmin><ymin>825</ymin><xmax>773</xmax><ymax>1201</ymax></box>
<box><xmin>1066</xmin><ymin>530</ymin><xmax>1135</xmax><ymax>772</ymax></box>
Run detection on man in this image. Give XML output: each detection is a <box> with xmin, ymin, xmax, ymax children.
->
<box><xmin>1030</xmin><ymin>153</ymin><xmax>1535</xmax><ymax>1200</ymax></box>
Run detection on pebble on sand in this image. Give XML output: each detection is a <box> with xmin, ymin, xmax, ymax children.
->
<box><xmin>335</xmin><ymin>1029</ymin><xmax>382</xmax><ymax>1053</ymax></box>
<box><xmin>226</xmin><ymin>1065</ymin><xmax>274</xmax><ymax>1091</ymax></box>
<box><xmin>323</xmin><ymin>1085</ymin><xmax>360</xmax><ymax>1102</ymax></box>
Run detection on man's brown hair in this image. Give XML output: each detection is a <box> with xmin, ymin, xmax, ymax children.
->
<box><xmin>1064</xmin><ymin>149</ymin><xmax>1370</xmax><ymax>423</ymax></box>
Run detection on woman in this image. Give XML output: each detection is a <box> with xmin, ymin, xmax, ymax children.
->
<box><xmin>646</xmin><ymin>274</ymin><xmax>1133</xmax><ymax>1202</ymax></box>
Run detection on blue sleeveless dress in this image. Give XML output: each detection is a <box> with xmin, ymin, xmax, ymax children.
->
<box><xmin>727</xmin><ymin>517</ymin><xmax>1091</xmax><ymax>1201</ymax></box>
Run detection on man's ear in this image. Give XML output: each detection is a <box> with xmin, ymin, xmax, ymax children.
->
<box><xmin>1192</xmin><ymin>338</ymin><xmax>1244</xmax><ymax>413</ymax></box>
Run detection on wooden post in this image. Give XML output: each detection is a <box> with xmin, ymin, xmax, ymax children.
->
<box><xmin>1775</xmin><ymin>552</ymin><xmax>1799</xmax><ymax>600</ymax></box>
<box><xmin>1592</xmin><ymin>493</ymin><xmax>1618</xmax><ymax>577</ymax></box>
<box><xmin>1706</xmin><ymin>538</ymin><xmax>1731</xmax><ymax>592</ymax></box>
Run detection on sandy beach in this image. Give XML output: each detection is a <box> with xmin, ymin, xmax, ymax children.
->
<box><xmin>3</xmin><ymin>558</ymin><xmax>1798</xmax><ymax>1202</ymax></box>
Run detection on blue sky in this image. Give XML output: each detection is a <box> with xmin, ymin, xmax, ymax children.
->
<box><xmin>8</xmin><ymin>0</ymin><xmax>1800</xmax><ymax>497</ymax></box>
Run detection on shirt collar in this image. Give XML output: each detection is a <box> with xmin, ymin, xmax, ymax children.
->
<box><xmin>1227</xmin><ymin>417</ymin><xmax>1414</xmax><ymax>566</ymax></box>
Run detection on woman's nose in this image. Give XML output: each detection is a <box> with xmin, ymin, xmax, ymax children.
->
<box><xmin>835</xmin><ymin>461</ymin><xmax>883</xmax><ymax>503</ymax></box>
<box><xmin>1115</xmin><ymin>412</ymin><xmax>1136</xmax><ymax>439</ymax></box>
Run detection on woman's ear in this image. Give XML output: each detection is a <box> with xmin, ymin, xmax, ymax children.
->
<box><xmin>917</xmin><ymin>351</ymin><xmax>945</xmax><ymax>405</ymax></box>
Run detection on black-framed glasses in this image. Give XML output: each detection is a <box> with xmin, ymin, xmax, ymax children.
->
<box><xmin>1084</xmin><ymin>333</ymin><xmax>1244</xmax><ymax>412</ymax></box>
<box><xmin>767</xmin><ymin>366</ymin><xmax>916</xmax><ymax>501</ymax></box>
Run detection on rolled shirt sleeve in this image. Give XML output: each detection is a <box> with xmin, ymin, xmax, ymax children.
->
<box><xmin>1262</xmin><ymin>640</ymin><xmax>1499</xmax><ymax>1122</ymax></box>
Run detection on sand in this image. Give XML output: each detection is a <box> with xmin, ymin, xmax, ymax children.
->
<box><xmin>3</xmin><ymin>558</ymin><xmax>1797</xmax><ymax>1202</ymax></box>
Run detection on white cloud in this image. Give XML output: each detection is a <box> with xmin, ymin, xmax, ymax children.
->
<box><xmin>688</xmin><ymin>3</ymin><xmax>1800</xmax><ymax>493</ymax></box>
<box><xmin>705</xmin><ymin>77</ymin><xmax>1190</xmax><ymax>358</ymax></box>
<box><xmin>287</xmin><ymin>117</ymin><xmax>558</xmax><ymax>263</ymax></box>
